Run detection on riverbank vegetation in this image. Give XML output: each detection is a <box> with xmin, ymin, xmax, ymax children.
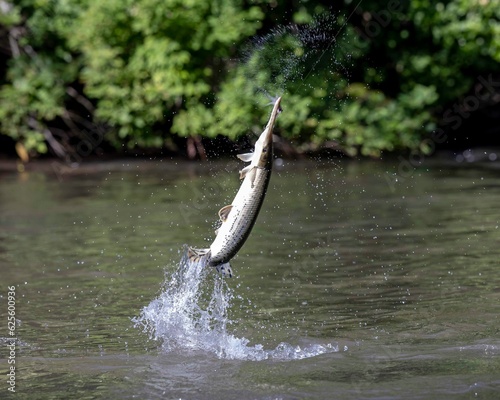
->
<box><xmin>1</xmin><ymin>0</ymin><xmax>499</xmax><ymax>161</ymax></box>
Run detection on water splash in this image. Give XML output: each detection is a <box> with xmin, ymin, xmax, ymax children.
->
<box><xmin>240</xmin><ymin>12</ymin><xmax>353</xmax><ymax>98</ymax></box>
<box><xmin>133</xmin><ymin>247</ymin><xmax>338</xmax><ymax>360</ymax></box>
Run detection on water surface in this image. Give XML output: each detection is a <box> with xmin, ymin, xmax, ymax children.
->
<box><xmin>1</xmin><ymin>159</ymin><xmax>499</xmax><ymax>399</ymax></box>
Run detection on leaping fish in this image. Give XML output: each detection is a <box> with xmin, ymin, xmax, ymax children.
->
<box><xmin>188</xmin><ymin>97</ymin><xmax>282</xmax><ymax>277</ymax></box>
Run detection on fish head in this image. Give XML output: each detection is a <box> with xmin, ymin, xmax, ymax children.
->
<box><xmin>255</xmin><ymin>96</ymin><xmax>281</xmax><ymax>168</ymax></box>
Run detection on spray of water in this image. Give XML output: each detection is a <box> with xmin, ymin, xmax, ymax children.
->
<box><xmin>133</xmin><ymin>247</ymin><xmax>338</xmax><ymax>360</ymax></box>
<box><xmin>240</xmin><ymin>12</ymin><xmax>354</xmax><ymax>100</ymax></box>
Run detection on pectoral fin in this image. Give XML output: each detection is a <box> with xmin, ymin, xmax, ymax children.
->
<box><xmin>237</xmin><ymin>152</ymin><xmax>254</xmax><ymax>162</ymax></box>
<box><xmin>218</xmin><ymin>204</ymin><xmax>233</xmax><ymax>222</ymax></box>
<box><xmin>239</xmin><ymin>165</ymin><xmax>253</xmax><ymax>179</ymax></box>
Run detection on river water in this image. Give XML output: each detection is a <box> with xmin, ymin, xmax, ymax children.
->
<box><xmin>1</xmin><ymin>159</ymin><xmax>499</xmax><ymax>399</ymax></box>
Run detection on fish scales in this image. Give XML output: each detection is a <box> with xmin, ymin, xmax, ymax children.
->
<box><xmin>210</xmin><ymin>164</ymin><xmax>271</xmax><ymax>265</ymax></box>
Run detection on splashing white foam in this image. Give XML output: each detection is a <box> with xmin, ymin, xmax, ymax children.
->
<box><xmin>133</xmin><ymin>247</ymin><xmax>338</xmax><ymax>360</ymax></box>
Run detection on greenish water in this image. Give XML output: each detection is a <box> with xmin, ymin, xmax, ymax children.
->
<box><xmin>1</xmin><ymin>159</ymin><xmax>499</xmax><ymax>399</ymax></box>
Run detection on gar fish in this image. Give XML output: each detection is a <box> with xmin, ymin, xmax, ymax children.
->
<box><xmin>188</xmin><ymin>97</ymin><xmax>282</xmax><ymax>277</ymax></box>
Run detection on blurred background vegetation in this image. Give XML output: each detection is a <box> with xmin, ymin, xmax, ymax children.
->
<box><xmin>0</xmin><ymin>0</ymin><xmax>499</xmax><ymax>161</ymax></box>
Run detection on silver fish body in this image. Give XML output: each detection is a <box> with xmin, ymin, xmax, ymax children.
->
<box><xmin>189</xmin><ymin>97</ymin><xmax>282</xmax><ymax>277</ymax></box>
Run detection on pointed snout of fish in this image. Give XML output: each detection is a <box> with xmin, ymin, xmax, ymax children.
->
<box><xmin>273</xmin><ymin>97</ymin><xmax>282</xmax><ymax>114</ymax></box>
<box><xmin>264</xmin><ymin>125</ymin><xmax>273</xmax><ymax>145</ymax></box>
<box><xmin>263</xmin><ymin>96</ymin><xmax>282</xmax><ymax>142</ymax></box>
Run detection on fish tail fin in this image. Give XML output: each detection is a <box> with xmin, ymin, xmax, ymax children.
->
<box><xmin>186</xmin><ymin>247</ymin><xmax>232</xmax><ymax>278</ymax></box>
<box><xmin>187</xmin><ymin>247</ymin><xmax>210</xmax><ymax>265</ymax></box>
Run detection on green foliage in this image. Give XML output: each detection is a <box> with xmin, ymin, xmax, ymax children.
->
<box><xmin>67</xmin><ymin>0</ymin><xmax>265</xmax><ymax>148</ymax></box>
<box><xmin>197</xmin><ymin>20</ymin><xmax>439</xmax><ymax>157</ymax></box>
<box><xmin>0</xmin><ymin>0</ymin><xmax>499</xmax><ymax>158</ymax></box>
<box><xmin>0</xmin><ymin>0</ymin><xmax>265</xmax><ymax>154</ymax></box>
<box><xmin>316</xmin><ymin>83</ymin><xmax>438</xmax><ymax>156</ymax></box>
<box><xmin>393</xmin><ymin>0</ymin><xmax>500</xmax><ymax>103</ymax></box>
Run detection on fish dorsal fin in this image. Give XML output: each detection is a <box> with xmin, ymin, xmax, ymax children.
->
<box><xmin>239</xmin><ymin>165</ymin><xmax>254</xmax><ymax>179</ymax></box>
<box><xmin>237</xmin><ymin>152</ymin><xmax>254</xmax><ymax>162</ymax></box>
<box><xmin>218</xmin><ymin>204</ymin><xmax>233</xmax><ymax>222</ymax></box>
